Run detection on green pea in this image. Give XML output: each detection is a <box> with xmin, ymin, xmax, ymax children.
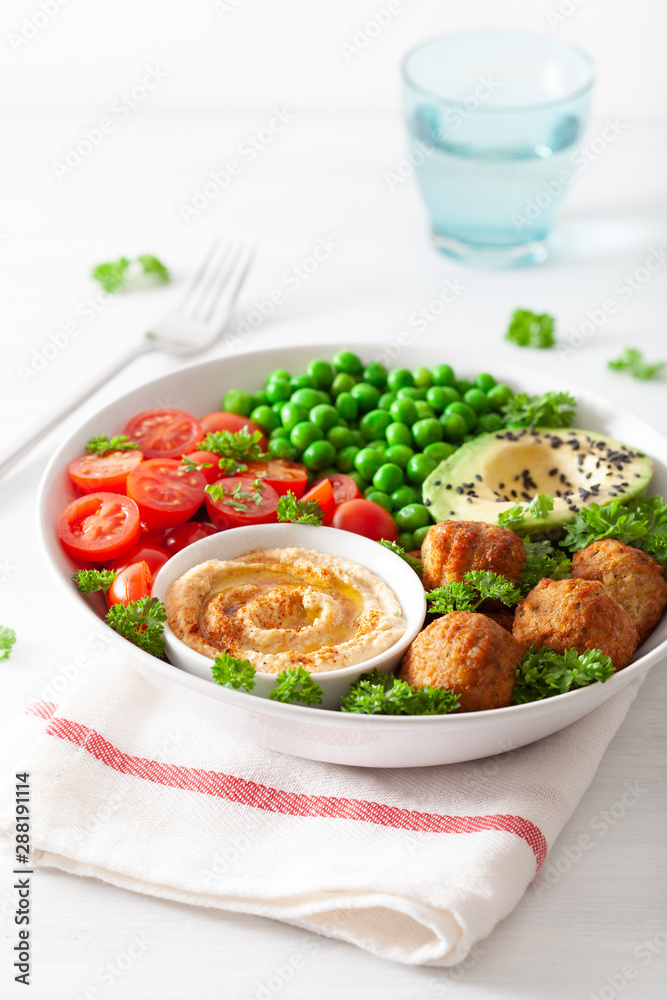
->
<box><xmin>445</xmin><ymin>401</ymin><xmax>477</xmax><ymax>432</ymax></box>
<box><xmin>406</xmin><ymin>454</ymin><xmax>437</xmax><ymax>485</ymax></box>
<box><xmin>265</xmin><ymin>379</ymin><xmax>293</xmax><ymax>404</ymax></box>
<box><xmin>280</xmin><ymin>402</ymin><xmax>309</xmax><ymax>433</ymax></box>
<box><xmin>319</xmin><ymin>466</ymin><xmax>339</xmax><ymax>478</ymax></box>
<box><xmin>266</xmin><ymin>368</ymin><xmax>290</xmax><ymax>384</ymax></box>
<box><xmin>350</xmin><ymin>382</ymin><xmax>381</xmax><ymax>413</ymax></box>
<box><xmin>348</xmin><ymin>470</ymin><xmax>369</xmax><ymax>493</ymax></box>
<box><xmin>271</xmin><ymin>402</ymin><xmax>284</xmax><ymax>414</ymax></box>
<box><xmin>413</xmin><ymin>525</ymin><xmax>431</xmax><ymax>547</ymax></box>
<box><xmin>463</xmin><ymin>388</ymin><xmax>489</xmax><ymax>415</ymax></box>
<box><xmin>440</xmin><ymin>413</ymin><xmax>468</xmax><ymax>442</ymax></box>
<box><xmin>398</xmin><ymin>531</ymin><xmax>415</xmax><ymax>551</ymax></box>
<box><xmin>222</xmin><ymin>389</ymin><xmax>253</xmax><ymax>416</ymax></box>
<box><xmin>349</xmin><ymin>430</ymin><xmax>366</xmax><ymax>448</ymax></box>
<box><xmin>366</xmin><ymin>441</ymin><xmax>387</xmax><ymax>456</ymax></box>
<box><xmin>412</xmin><ymin>417</ymin><xmax>443</xmax><ymax>449</ymax></box>
<box><xmin>378</xmin><ymin>391</ymin><xmax>397</xmax><ymax>411</ymax></box>
<box><xmin>430</xmin><ymin>363</ymin><xmax>455</xmax><ymax>386</ymax></box>
<box><xmin>455</xmin><ymin>379</ymin><xmax>474</xmax><ymax>396</ymax></box>
<box><xmin>391</xmin><ymin>485</ymin><xmax>420</xmax><ymax>510</ymax></box>
<box><xmin>412</xmin><ymin>366</ymin><xmax>433</xmax><ymax>389</ymax></box>
<box><xmin>414</xmin><ymin>401</ymin><xmax>435</xmax><ymax>420</ymax></box>
<box><xmin>486</xmin><ymin>383</ymin><xmax>514</xmax><ymax>409</ymax></box>
<box><xmin>396</xmin><ymin>386</ymin><xmax>427</xmax><ymax>401</ymax></box>
<box><xmin>475</xmin><ymin>372</ymin><xmax>497</xmax><ymax>392</ymax></box>
<box><xmin>268</xmin><ymin>437</ymin><xmax>298</xmax><ymax>460</ymax></box>
<box><xmin>360</xmin><ymin>408</ymin><xmax>392</xmax><ymax>441</ymax></box>
<box><xmin>424</xmin><ymin>441</ymin><xmax>456</xmax><ymax>463</ymax></box>
<box><xmin>337</xmin><ymin>445</ymin><xmax>360</xmax><ymax>472</ymax></box>
<box><xmin>389</xmin><ymin>398</ymin><xmax>418</xmax><ymax>425</ymax></box>
<box><xmin>386</xmin><ymin>367</ymin><xmax>414</xmax><ymax>392</ymax></box>
<box><xmin>270</xmin><ymin>425</ymin><xmax>290</xmax><ymax>440</ymax></box>
<box><xmin>333</xmin><ymin>350</ymin><xmax>363</xmax><ymax>376</ymax></box>
<box><xmin>310</xmin><ymin>404</ymin><xmax>339</xmax><ymax>431</ymax></box>
<box><xmin>385</xmin><ymin>421</ymin><xmax>412</xmax><ymax>447</ymax></box>
<box><xmin>330</xmin><ymin>372</ymin><xmax>357</xmax><ymax>397</ymax></box>
<box><xmin>251</xmin><ymin>390</ymin><xmax>268</xmax><ymax>408</ymax></box>
<box><xmin>385</xmin><ymin>444</ymin><xmax>414</xmax><ymax>469</ymax></box>
<box><xmin>426</xmin><ymin>386</ymin><xmax>454</xmax><ymax>413</ymax></box>
<box><xmin>373</xmin><ymin>463</ymin><xmax>404</xmax><ymax>493</ymax></box>
<box><xmin>250</xmin><ymin>405</ymin><xmax>281</xmax><ymax>433</ymax></box>
<box><xmin>290</xmin><ymin>374</ymin><xmax>316</xmax><ymax>391</ymax></box>
<box><xmin>354</xmin><ymin>447</ymin><xmax>385</xmax><ymax>480</ymax></box>
<box><xmin>362</xmin><ymin>362</ymin><xmax>388</xmax><ymax>388</ymax></box>
<box><xmin>291</xmin><ymin>387</ymin><xmax>330</xmax><ymax>410</ymax></box>
<box><xmin>327</xmin><ymin>425</ymin><xmax>355</xmax><ymax>450</ymax></box>
<box><xmin>290</xmin><ymin>421</ymin><xmax>323</xmax><ymax>451</ymax></box>
<box><xmin>307</xmin><ymin>359</ymin><xmax>334</xmax><ymax>390</ymax></box>
<box><xmin>396</xmin><ymin>503</ymin><xmax>432</xmax><ymax>532</ymax></box>
<box><xmin>478</xmin><ymin>412</ymin><xmax>505</xmax><ymax>432</ymax></box>
<box><xmin>365</xmin><ymin>490</ymin><xmax>394</xmax><ymax>512</ymax></box>
<box><xmin>302</xmin><ymin>440</ymin><xmax>337</xmax><ymax>471</ymax></box>
<box><xmin>335</xmin><ymin>391</ymin><xmax>358</xmax><ymax>422</ymax></box>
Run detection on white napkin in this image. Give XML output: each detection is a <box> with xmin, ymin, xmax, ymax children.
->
<box><xmin>0</xmin><ymin>649</ymin><xmax>642</xmax><ymax>967</ymax></box>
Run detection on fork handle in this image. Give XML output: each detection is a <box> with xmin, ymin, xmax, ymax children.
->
<box><xmin>0</xmin><ymin>341</ymin><xmax>154</xmax><ymax>479</ymax></box>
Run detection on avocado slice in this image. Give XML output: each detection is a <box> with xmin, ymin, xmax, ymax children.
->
<box><xmin>422</xmin><ymin>427</ymin><xmax>653</xmax><ymax>533</ymax></box>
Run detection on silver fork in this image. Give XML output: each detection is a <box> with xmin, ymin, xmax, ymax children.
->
<box><xmin>1</xmin><ymin>240</ymin><xmax>254</xmax><ymax>478</ymax></box>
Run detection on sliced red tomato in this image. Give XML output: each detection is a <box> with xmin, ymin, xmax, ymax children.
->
<box><xmin>139</xmin><ymin>520</ymin><xmax>166</xmax><ymax>547</ymax></box>
<box><xmin>312</xmin><ymin>473</ymin><xmax>361</xmax><ymax>505</ymax></box>
<box><xmin>205</xmin><ymin>476</ymin><xmax>280</xmax><ymax>530</ymax></box>
<box><xmin>331</xmin><ymin>498</ymin><xmax>398</xmax><ymax>543</ymax></box>
<box><xmin>68</xmin><ymin>449</ymin><xmax>143</xmax><ymax>494</ymax></box>
<box><xmin>243</xmin><ymin>460</ymin><xmax>308</xmax><ymax>498</ymax></box>
<box><xmin>199</xmin><ymin>412</ymin><xmax>268</xmax><ymax>451</ymax></box>
<box><xmin>182</xmin><ymin>450</ymin><xmax>222</xmax><ymax>485</ymax></box>
<box><xmin>300</xmin><ymin>479</ymin><xmax>336</xmax><ymax>525</ymax></box>
<box><xmin>164</xmin><ymin>521</ymin><xmax>219</xmax><ymax>555</ymax></box>
<box><xmin>107</xmin><ymin>561</ymin><xmax>153</xmax><ymax>608</ymax></box>
<box><xmin>108</xmin><ymin>544</ymin><xmax>170</xmax><ymax>577</ymax></box>
<box><xmin>124</xmin><ymin>409</ymin><xmax>203</xmax><ymax>459</ymax></box>
<box><xmin>58</xmin><ymin>493</ymin><xmax>141</xmax><ymax>562</ymax></box>
<box><xmin>126</xmin><ymin>459</ymin><xmax>207</xmax><ymax>529</ymax></box>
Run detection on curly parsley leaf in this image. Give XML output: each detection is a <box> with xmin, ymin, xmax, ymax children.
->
<box><xmin>91</xmin><ymin>257</ymin><xmax>130</xmax><ymax>293</ymax></box>
<box><xmin>85</xmin><ymin>434</ymin><xmax>140</xmax><ymax>455</ymax></box>
<box><xmin>512</xmin><ymin>647</ymin><xmax>614</xmax><ymax>704</ymax></box>
<box><xmin>276</xmin><ymin>491</ymin><xmax>324</xmax><ymax>526</ymax></box>
<box><xmin>106</xmin><ymin>597</ymin><xmax>166</xmax><ymax>659</ymax></box>
<box><xmin>505</xmin><ymin>309</ymin><xmax>556</xmax><ymax>349</ymax></box>
<box><xmin>528</xmin><ymin>493</ymin><xmax>554</xmax><ymax>520</ymax></box>
<box><xmin>205</xmin><ymin>478</ymin><xmax>265</xmax><ymax>510</ymax></box>
<box><xmin>463</xmin><ymin>571</ymin><xmax>522</xmax><ymax>607</ymax></box>
<box><xmin>519</xmin><ymin>539</ymin><xmax>571</xmax><ymax>595</ymax></box>
<box><xmin>91</xmin><ymin>254</ymin><xmax>170</xmax><ymax>293</ymax></box>
<box><xmin>562</xmin><ymin>496</ymin><xmax>667</xmax><ymax>564</ymax></box>
<box><xmin>426</xmin><ymin>571</ymin><xmax>521</xmax><ymax>615</ymax></box>
<box><xmin>198</xmin><ymin>427</ymin><xmax>266</xmax><ymax>463</ymax></box>
<box><xmin>497</xmin><ymin>502</ymin><xmax>525</xmax><ymax>528</ymax></box>
<box><xmin>378</xmin><ymin>539</ymin><xmax>423</xmax><ymax>575</ymax></box>
<box><xmin>179</xmin><ymin>456</ymin><xmax>213</xmax><ymax>474</ymax></box>
<box><xmin>72</xmin><ymin>568</ymin><xmax>117</xmax><ymax>595</ymax></box>
<box><xmin>608</xmin><ymin>347</ymin><xmax>664</xmax><ymax>381</ymax></box>
<box><xmin>211</xmin><ymin>652</ymin><xmax>256</xmax><ymax>692</ymax></box>
<box><xmin>137</xmin><ymin>254</ymin><xmax>170</xmax><ymax>284</ymax></box>
<box><xmin>341</xmin><ymin>669</ymin><xmax>459</xmax><ymax>715</ymax></box>
<box><xmin>0</xmin><ymin>626</ymin><xmax>16</xmax><ymax>661</ymax></box>
<box><xmin>502</xmin><ymin>391</ymin><xmax>577</xmax><ymax>429</ymax></box>
<box><xmin>268</xmin><ymin>666</ymin><xmax>324</xmax><ymax>706</ymax></box>
<box><xmin>426</xmin><ymin>581</ymin><xmax>478</xmax><ymax>615</ymax></box>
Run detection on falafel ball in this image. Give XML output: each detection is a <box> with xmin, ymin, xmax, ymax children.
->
<box><xmin>421</xmin><ymin>519</ymin><xmax>526</xmax><ymax>591</ymax></box>
<box><xmin>571</xmin><ymin>538</ymin><xmax>667</xmax><ymax>644</ymax></box>
<box><xmin>482</xmin><ymin>606</ymin><xmax>516</xmax><ymax>635</ymax></box>
<box><xmin>512</xmin><ymin>577</ymin><xmax>638</xmax><ymax>671</ymax></box>
<box><xmin>399</xmin><ymin>610</ymin><xmax>522</xmax><ymax>711</ymax></box>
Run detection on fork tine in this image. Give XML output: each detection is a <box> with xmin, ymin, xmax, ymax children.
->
<box><xmin>185</xmin><ymin>241</ymin><xmax>240</xmax><ymax>321</ymax></box>
<box><xmin>203</xmin><ymin>245</ymin><xmax>255</xmax><ymax>329</ymax></box>
<box><xmin>175</xmin><ymin>238</ymin><xmax>225</xmax><ymax>317</ymax></box>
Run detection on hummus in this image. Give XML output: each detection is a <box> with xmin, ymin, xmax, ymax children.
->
<box><xmin>165</xmin><ymin>546</ymin><xmax>406</xmax><ymax>673</ymax></box>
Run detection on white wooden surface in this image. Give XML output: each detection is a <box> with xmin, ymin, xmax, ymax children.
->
<box><xmin>1</xmin><ymin>111</ymin><xmax>666</xmax><ymax>999</ymax></box>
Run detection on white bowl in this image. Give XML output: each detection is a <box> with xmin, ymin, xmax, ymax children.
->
<box><xmin>37</xmin><ymin>343</ymin><xmax>667</xmax><ymax>767</ymax></box>
<box><xmin>151</xmin><ymin>522</ymin><xmax>427</xmax><ymax>710</ymax></box>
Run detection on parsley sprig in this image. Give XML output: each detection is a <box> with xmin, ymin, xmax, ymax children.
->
<box><xmin>106</xmin><ymin>597</ymin><xmax>166</xmax><ymax>658</ymax></box>
<box><xmin>502</xmin><ymin>391</ymin><xmax>577</xmax><ymax>429</ymax></box>
<box><xmin>426</xmin><ymin>571</ymin><xmax>522</xmax><ymax>615</ymax></box>
<box><xmin>72</xmin><ymin>569</ymin><xmax>117</xmax><ymax>595</ymax></box>
<box><xmin>505</xmin><ymin>309</ymin><xmax>556</xmax><ymax>349</ymax></box>
<box><xmin>562</xmin><ymin>496</ymin><xmax>667</xmax><ymax>565</ymax></box>
<box><xmin>179</xmin><ymin>456</ymin><xmax>213</xmax><ymax>474</ymax></box>
<box><xmin>269</xmin><ymin>666</ymin><xmax>325</xmax><ymax>706</ymax></box>
<box><xmin>198</xmin><ymin>427</ymin><xmax>266</xmax><ymax>464</ymax></box>
<box><xmin>608</xmin><ymin>348</ymin><xmax>664</xmax><ymax>381</ymax></box>
<box><xmin>378</xmin><ymin>539</ymin><xmax>423</xmax><ymax>575</ymax></box>
<box><xmin>519</xmin><ymin>540</ymin><xmax>571</xmax><ymax>595</ymax></box>
<box><xmin>91</xmin><ymin>254</ymin><xmax>170</xmax><ymax>294</ymax></box>
<box><xmin>0</xmin><ymin>625</ymin><xmax>16</xmax><ymax>661</ymax></box>
<box><xmin>211</xmin><ymin>653</ymin><xmax>256</xmax><ymax>692</ymax></box>
<box><xmin>85</xmin><ymin>434</ymin><xmax>140</xmax><ymax>455</ymax></box>
<box><xmin>497</xmin><ymin>493</ymin><xmax>554</xmax><ymax>528</ymax></box>
<box><xmin>205</xmin><ymin>478</ymin><xmax>265</xmax><ymax>510</ymax></box>
<box><xmin>512</xmin><ymin>647</ymin><xmax>614</xmax><ymax>704</ymax></box>
<box><xmin>276</xmin><ymin>491</ymin><xmax>324</xmax><ymax>525</ymax></box>
<box><xmin>341</xmin><ymin>669</ymin><xmax>460</xmax><ymax>715</ymax></box>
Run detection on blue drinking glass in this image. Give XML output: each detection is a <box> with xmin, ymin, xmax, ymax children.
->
<box><xmin>402</xmin><ymin>31</ymin><xmax>595</xmax><ymax>266</ymax></box>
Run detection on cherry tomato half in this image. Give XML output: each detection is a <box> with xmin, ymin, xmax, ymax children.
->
<box><xmin>164</xmin><ymin>521</ymin><xmax>219</xmax><ymax>555</ymax></box>
<box><xmin>182</xmin><ymin>450</ymin><xmax>222</xmax><ymax>485</ymax></box>
<box><xmin>199</xmin><ymin>412</ymin><xmax>268</xmax><ymax>451</ymax></box>
<box><xmin>126</xmin><ymin>459</ymin><xmax>207</xmax><ymax>529</ymax></box>
<box><xmin>124</xmin><ymin>409</ymin><xmax>204</xmax><ymax>459</ymax></box>
<box><xmin>139</xmin><ymin>521</ymin><xmax>166</xmax><ymax>547</ymax></box>
<box><xmin>107</xmin><ymin>561</ymin><xmax>153</xmax><ymax>608</ymax></box>
<box><xmin>68</xmin><ymin>449</ymin><xmax>143</xmax><ymax>494</ymax></box>
<box><xmin>205</xmin><ymin>476</ymin><xmax>280</xmax><ymax>530</ymax></box>
<box><xmin>57</xmin><ymin>493</ymin><xmax>141</xmax><ymax>562</ymax></box>
<box><xmin>312</xmin><ymin>473</ymin><xmax>361</xmax><ymax>505</ymax></box>
<box><xmin>243</xmin><ymin>460</ymin><xmax>308</xmax><ymax>498</ymax></box>
<box><xmin>300</xmin><ymin>479</ymin><xmax>336</xmax><ymax>525</ymax></box>
<box><xmin>108</xmin><ymin>544</ymin><xmax>170</xmax><ymax>578</ymax></box>
<box><xmin>331</xmin><ymin>498</ymin><xmax>398</xmax><ymax>543</ymax></box>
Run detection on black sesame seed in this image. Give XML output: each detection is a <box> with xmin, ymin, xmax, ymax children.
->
<box><xmin>455</xmin><ymin>486</ymin><xmax>463</xmax><ymax>494</ymax></box>
<box><xmin>434</xmin><ymin>480</ymin><xmax>441</xmax><ymax>486</ymax></box>
<box><xmin>548</xmin><ymin>468</ymin><xmax>557</xmax><ymax>476</ymax></box>
<box><xmin>445</xmin><ymin>484</ymin><xmax>452</xmax><ymax>490</ymax></box>
<box><xmin>424</xmin><ymin>499</ymin><xmax>432</xmax><ymax>506</ymax></box>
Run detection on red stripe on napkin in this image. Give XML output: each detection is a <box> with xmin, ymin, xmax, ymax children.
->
<box><xmin>40</xmin><ymin>712</ymin><xmax>548</xmax><ymax>868</ymax></box>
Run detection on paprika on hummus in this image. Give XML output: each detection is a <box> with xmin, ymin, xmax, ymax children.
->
<box><xmin>165</xmin><ymin>546</ymin><xmax>406</xmax><ymax>673</ymax></box>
